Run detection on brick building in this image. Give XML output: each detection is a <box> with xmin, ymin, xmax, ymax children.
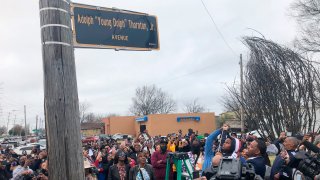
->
<box><xmin>103</xmin><ymin>112</ymin><xmax>216</xmax><ymax>137</ymax></box>
<box><xmin>81</xmin><ymin>122</ymin><xmax>105</xmax><ymax>137</ymax></box>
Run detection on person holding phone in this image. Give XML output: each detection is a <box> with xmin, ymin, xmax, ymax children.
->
<box><xmin>270</xmin><ymin>137</ymin><xmax>300</xmax><ymax>179</ymax></box>
<box><xmin>202</xmin><ymin>124</ymin><xmax>230</xmax><ymax>171</ymax></box>
<box><xmin>273</xmin><ymin>131</ymin><xmax>286</xmax><ymax>155</ymax></box>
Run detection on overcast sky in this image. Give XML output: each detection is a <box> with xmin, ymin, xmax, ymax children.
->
<box><xmin>0</xmin><ymin>0</ymin><xmax>297</xmax><ymax>130</ymax></box>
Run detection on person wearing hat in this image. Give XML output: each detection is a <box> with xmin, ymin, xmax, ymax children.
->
<box><xmin>151</xmin><ymin>138</ymin><xmax>173</xmax><ymax>179</ymax></box>
<box><xmin>84</xmin><ymin>158</ymin><xmax>97</xmax><ymax>180</ymax></box>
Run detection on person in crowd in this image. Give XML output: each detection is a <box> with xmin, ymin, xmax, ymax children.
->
<box><xmin>83</xmin><ymin>148</ymin><xmax>94</xmax><ymax>165</ymax></box>
<box><xmin>273</xmin><ymin>131</ymin><xmax>286</xmax><ymax>155</ymax></box>
<box><xmin>9</xmin><ymin>149</ymin><xmax>19</xmax><ymax>159</ymax></box>
<box><xmin>221</xmin><ymin>136</ymin><xmax>241</xmax><ymax>158</ymax></box>
<box><xmin>30</xmin><ymin>151</ymin><xmax>47</xmax><ymax>172</ymax></box>
<box><xmin>155</xmin><ymin>144</ymin><xmax>161</xmax><ymax>152</ymax></box>
<box><xmin>167</xmin><ymin>137</ymin><xmax>176</xmax><ymax>153</ymax></box>
<box><xmin>202</xmin><ymin>124</ymin><xmax>226</xmax><ymax>171</ymax></box>
<box><xmin>0</xmin><ymin>160</ymin><xmax>10</xmax><ymax>180</ymax></box>
<box><xmin>108</xmin><ymin>150</ymin><xmax>130</xmax><ymax>180</ymax></box>
<box><xmin>203</xmin><ymin>124</ymin><xmax>242</xmax><ymax>170</ymax></box>
<box><xmin>191</xmin><ymin>139</ymin><xmax>201</xmax><ymax>167</ymax></box>
<box><xmin>201</xmin><ymin>153</ymin><xmax>223</xmax><ymax>180</ymax></box>
<box><xmin>129</xmin><ymin>142</ymin><xmax>142</xmax><ymax>163</ymax></box>
<box><xmin>84</xmin><ymin>157</ymin><xmax>97</xmax><ymax>180</ymax></box>
<box><xmin>143</xmin><ymin>140</ymin><xmax>155</xmax><ymax>162</ymax></box>
<box><xmin>231</xmin><ymin>132</ymin><xmax>237</xmax><ymax>138</ymax></box>
<box><xmin>129</xmin><ymin>152</ymin><xmax>156</xmax><ymax>180</ymax></box>
<box><xmin>151</xmin><ymin>139</ymin><xmax>173</xmax><ymax>180</ymax></box>
<box><xmin>246</xmin><ymin>139</ymin><xmax>268</xmax><ymax>178</ymax></box>
<box><xmin>270</xmin><ymin>137</ymin><xmax>300</xmax><ymax>180</ymax></box>
<box><xmin>315</xmin><ymin>135</ymin><xmax>320</xmax><ymax>149</ymax></box>
<box><xmin>265</xmin><ymin>138</ymin><xmax>279</xmax><ymax>155</ymax></box>
<box><xmin>189</xmin><ymin>131</ymin><xmax>197</xmax><ymax>144</ymax></box>
<box><xmin>142</xmin><ymin>150</ymin><xmax>152</xmax><ymax>164</ymax></box>
<box><xmin>240</xmin><ymin>147</ymin><xmax>249</xmax><ymax>161</ymax></box>
<box><xmin>179</xmin><ymin>139</ymin><xmax>195</xmax><ymax>174</ymax></box>
<box><xmin>104</xmin><ymin>153</ymin><xmax>115</xmax><ymax>178</ymax></box>
<box><xmin>127</xmin><ymin>156</ymin><xmax>136</xmax><ymax>168</ymax></box>
<box><xmin>93</xmin><ymin>152</ymin><xmax>105</xmax><ymax>180</ymax></box>
<box><xmin>36</xmin><ymin>159</ymin><xmax>48</xmax><ymax>180</ymax></box>
<box><xmin>12</xmin><ymin>156</ymin><xmax>33</xmax><ymax>180</ymax></box>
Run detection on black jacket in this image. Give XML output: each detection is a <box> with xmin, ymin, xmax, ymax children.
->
<box><xmin>247</xmin><ymin>156</ymin><xmax>266</xmax><ymax>178</ymax></box>
<box><xmin>108</xmin><ymin>164</ymin><xmax>130</xmax><ymax>180</ymax></box>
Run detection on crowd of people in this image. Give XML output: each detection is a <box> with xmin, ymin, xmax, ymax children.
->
<box><xmin>0</xmin><ymin>125</ymin><xmax>319</xmax><ymax>180</ymax></box>
<box><xmin>0</xmin><ymin>144</ymin><xmax>48</xmax><ymax>180</ymax></box>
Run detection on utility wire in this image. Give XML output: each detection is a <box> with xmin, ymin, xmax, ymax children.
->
<box><xmin>200</xmin><ymin>0</ymin><xmax>238</xmax><ymax>57</ymax></box>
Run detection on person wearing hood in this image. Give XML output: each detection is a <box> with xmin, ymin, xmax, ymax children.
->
<box><xmin>203</xmin><ymin>124</ymin><xmax>241</xmax><ymax>171</ymax></box>
<box><xmin>151</xmin><ymin>139</ymin><xmax>173</xmax><ymax>179</ymax></box>
<box><xmin>221</xmin><ymin>137</ymin><xmax>241</xmax><ymax>158</ymax></box>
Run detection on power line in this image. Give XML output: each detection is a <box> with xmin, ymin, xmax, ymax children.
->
<box><xmin>200</xmin><ymin>0</ymin><xmax>238</xmax><ymax>57</ymax></box>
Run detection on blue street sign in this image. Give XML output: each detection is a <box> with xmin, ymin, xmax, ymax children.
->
<box><xmin>71</xmin><ymin>3</ymin><xmax>159</xmax><ymax>50</ymax></box>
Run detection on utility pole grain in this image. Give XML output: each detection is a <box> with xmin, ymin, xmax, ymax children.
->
<box><xmin>39</xmin><ymin>0</ymin><xmax>85</xmax><ymax>179</ymax></box>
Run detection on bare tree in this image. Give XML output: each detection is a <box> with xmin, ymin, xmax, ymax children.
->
<box><xmin>183</xmin><ymin>99</ymin><xmax>206</xmax><ymax>113</ymax></box>
<box><xmin>130</xmin><ymin>85</ymin><xmax>176</xmax><ymax>116</ymax></box>
<box><xmin>79</xmin><ymin>101</ymin><xmax>91</xmax><ymax>123</ymax></box>
<box><xmin>292</xmin><ymin>0</ymin><xmax>320</xmax><ymax>54</ymax></box>
<box><xmin>223</xmin><ymin>37</ymin><xmax>320</xmax><ymax>140</ymax></box>
<box><xmin>84</xmin><ymin>113</ymin><xmax>104</xmax><ymax>123</ymax></box>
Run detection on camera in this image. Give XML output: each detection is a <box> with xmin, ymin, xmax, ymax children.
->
<box><xmin>210</xmin><ymin>158</ymin><xmax>262</xmax><ymax>180</ymax></box>
<box><xmin>294</xmin><ymin>151</ymin><xmax>320</xmax><ymax>179</ymax></box>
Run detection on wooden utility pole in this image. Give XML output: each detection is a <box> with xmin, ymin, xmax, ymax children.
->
<box><xmin>39</xmin><ymin>0</ymin><xmax>84</xmax><ymax>179</ymax></box>
<box><xmin>24</xmin><ymin>105</ymin><xmax>27</xmax><ymax>136</ymax></box>
<box><xmin>7</xmin><ymin>112</ymin><xmax>11</xmax><ymax>134</ymax></box>
<box><xmin>240</xmin><ymin>54</ymin><xmax>244</xmax><ymax>132</ymax></box>
<box><xmin>36</xmin><ymin>115</ymin><xmax>38</xmax><ymax>136</ymax></box>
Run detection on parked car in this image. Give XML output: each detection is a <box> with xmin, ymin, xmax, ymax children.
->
<box><xmin>81</xmin><ymin>136</ymin><xmax>98</xmax><ymax>144</ymax></box>
<box><xmin>38</xmin><ymin>139</ymin><xmax>47</xmax><ymax>149</ymax></box>
<box><xmin>99</xmin><ymin>134</ymin><xmax>111</xmax><ymax>140</ymax></box>
<box><xmin>13</xmin><ymin>143</ymin><xmax>46</xmax><ymax>155</ymax></box>
<box><xmin>112</xmin><ymin>133</ymin><xmax>133</xmax><ymax>140</ymax></box>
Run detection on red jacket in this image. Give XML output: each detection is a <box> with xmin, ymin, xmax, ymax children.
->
<box><xmin>151</xmin><ymin>151</ymin><xmax>173</xmax><ymax>180</ymax></box>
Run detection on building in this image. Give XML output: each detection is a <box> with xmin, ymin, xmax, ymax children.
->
<box><xmin>80</xmin><ymin>122</ymin><xmax>105</xmax><ymax>137</ymax></box>
<box><xmin>103</xmin><ymin>112</ymin><xmax>216</xmax><ymax>137</ymax></box>
<box><xmin>218</xmin><ymin>111</ymin><xmax>241</xmax><ymax>132</ymax></box>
